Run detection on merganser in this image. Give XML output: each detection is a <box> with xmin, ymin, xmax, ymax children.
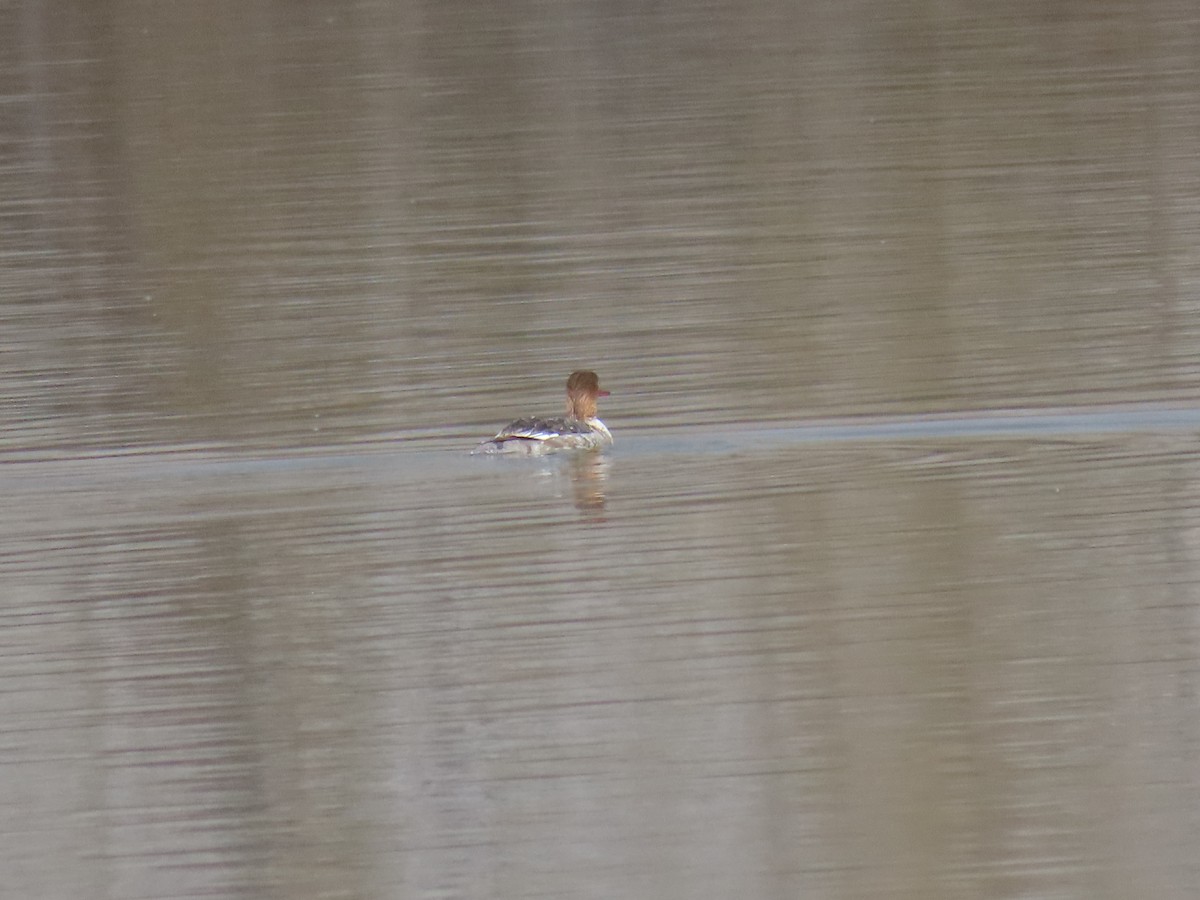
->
<box><xmin>473</xmin><ymin>370</ymin><xmax>613</xmax><ymax>455</ymax></box>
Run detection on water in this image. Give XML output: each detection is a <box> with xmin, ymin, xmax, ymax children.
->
<box><xmin>4</xmin><ymin>2</ymin><xmax>1200</xmax><ymax>898</ymax></box>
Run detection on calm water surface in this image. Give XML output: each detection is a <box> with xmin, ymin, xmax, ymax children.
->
<box><xmin>4</xmin><ymin>2</ymin><xmax>1200</xmax><ymax>898</ymax></box>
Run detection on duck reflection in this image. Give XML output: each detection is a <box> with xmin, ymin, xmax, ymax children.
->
<box><xmin>566</xmin><ymin>451</ymin><xmax>609</xmax><ymax>515</ymax></box>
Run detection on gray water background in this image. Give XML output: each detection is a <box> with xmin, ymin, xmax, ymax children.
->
<box><xmin>3</xmin><ymin>2</ymin><xmax>1200</xmax><ymax>898</ymax></box>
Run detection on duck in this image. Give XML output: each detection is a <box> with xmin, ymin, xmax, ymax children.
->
<box><xmin>473</xmin><ymin>370</ymin><xmax>613</xmax><ymax>455</ymax></box>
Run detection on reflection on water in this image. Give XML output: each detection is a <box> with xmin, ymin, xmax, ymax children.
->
<box><xmin>566</xmin><ymin>451</ymin><xmax>610</xmax><ymax>515</ymax></box>
<box><xmin>5</xmin><ymin>0</ymin><xmax>1200</xmax><ymax>897</ymax></box>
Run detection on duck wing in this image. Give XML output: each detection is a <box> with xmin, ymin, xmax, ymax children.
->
<box><xmin>492</xmin><ymin>416</ymin><xmax>590</xmax><ymax>442</ymax></box>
